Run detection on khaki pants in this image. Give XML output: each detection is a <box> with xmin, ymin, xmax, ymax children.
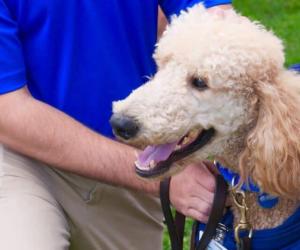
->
<box><xmin>0</xmin><ymin>145</ymin><xmax>163</xmax><ymax>250</ymax></box>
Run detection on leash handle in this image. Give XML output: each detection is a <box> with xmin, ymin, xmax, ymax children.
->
<box><xmin>195</xmin><ymin>175</ymin><xmax>228</xmax><ymax>250</ymax></box>
<box><xmin>160</xmin><ymin>178</ymin><xmax>184</xmax><ymax>250</ymax></box>
<box><xmin>160</xmin><ymin>175</ymin><xmax>228</xmax><ymax>250</ymax></box>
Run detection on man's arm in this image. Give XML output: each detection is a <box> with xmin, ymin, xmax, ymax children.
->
<box><xmin>210</xmin><ymin>4</ymin><xmax>232</xmax><ymax>10</ymax></box>
<box><xmin>157</xmin><ymin>3</ymin><xmax>232</xmax><ymax>38</ymax></box>
<box><xmin>158</xmin><ymin>0</ymin><xmax>232</xmax><ymax>18</ymax></box>
<box><xmin>0</xmin><ymin>87</ymin><xmax>217</xmax><ymax>221</ymax></box>
<box><xmin>0</xmin><ymin>87</ymin><xmax>159</xmax><ymax>194</ymax></box>
<box><xmin>207</xmin><ymin>4</ymin><xmax>232</xmax><ymax>14</ymax></box>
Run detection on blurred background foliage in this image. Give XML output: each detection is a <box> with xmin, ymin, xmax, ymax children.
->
<box><xmin>234</xmin><ymin>0</ymin><xmax>300</xmax><ymax>66</ymax></box>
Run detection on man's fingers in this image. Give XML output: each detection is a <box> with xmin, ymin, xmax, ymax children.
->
<box><xmin>186</xmin><ymin>208</ymin><xmax>209</xmax><ymax>223</ymax></box>
<box><xmin>192</xmin><ymin>163</ymin><xmax>216</xmax><ymax>193</ymax></box>
<box><xmin>169</xmin><ymin>162</ymin><xmax>218</xmax><ymax>222</ymax></box>
<box><xmin>190</xmin><ymin>187</ymin><xmax>214</xmax><ymax>204</ymax></box>
<box><xmin>188</xmin><ymin>197</ymin><xmax>212</xmax><ymax>216</ymax></box>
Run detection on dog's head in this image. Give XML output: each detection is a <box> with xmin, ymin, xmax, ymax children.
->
<box><xmin>111</xmin><ymin>4</ymin><xmax>300</xmax><ymax>198</ymax></box>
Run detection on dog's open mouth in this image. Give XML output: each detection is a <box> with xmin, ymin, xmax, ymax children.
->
<box><xmin>135</xmin><ymin>128</ymin><xmax>215</xmax><ymax>178</ymax></box>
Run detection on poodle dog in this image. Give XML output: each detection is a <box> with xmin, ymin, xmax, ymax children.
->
<box><xmin>110</xmin><ymin>4</ymin><xmax>300</xmax><ymax>232</ymax></box>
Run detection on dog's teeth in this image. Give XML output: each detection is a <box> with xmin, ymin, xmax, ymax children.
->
<box><xmin>135</xmin><ymin>160</ymin><xmax>150</xmax><ymax>171</ymax></box>
<box><xmin>175</xmin><ymin>145</ymin><xmax>181</xmax><ymax>150</ymax></box>
<box><xmin>135</xmin><ymin>161</ymin><xmax>141</xmax><ymax>168</ymax></box>
<box><xmin>188</xmin><ymin>129</ymin><xmax>198</xmax><ymax>139</ymax></box>
<box><xmin>149</xmin><ymin>160</ymin><xmax>156</xmax><ymax>168</ymax></box>
<box><xmin>182</xmin><ymin>136</ymin><xmax>190</xmax><ymax>145</ymax></box>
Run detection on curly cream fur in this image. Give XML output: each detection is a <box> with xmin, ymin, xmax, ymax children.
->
<box><xmin>112</xmin><ymin>4</ymin><xmax>300</xmax><ymax>229</ymax></box>
<box><xmin>240</xmin><ymin>71</ymin><xmax>300</xmax><ymax>198</ymax></box>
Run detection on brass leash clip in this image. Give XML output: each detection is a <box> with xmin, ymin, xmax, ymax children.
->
<box><xmin>231</xmin><ymin>178</ymin><xmax>253</xmax><ymax>248</ymax></box>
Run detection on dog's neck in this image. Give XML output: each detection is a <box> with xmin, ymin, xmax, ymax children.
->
<box><xmin>214</xmin><ymin>127</ymin><xmax>251</xmax><ymax>172</ymax></box>
<box><xmin>215</xmin><ymin>127</ymin><xmax>299</xmax><ymax>230</ymax></box>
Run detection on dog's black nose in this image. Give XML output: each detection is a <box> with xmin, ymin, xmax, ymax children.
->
<box><xmin>110</xmin><ymin>114</ymin><xmax>139</xmax><ymax>140</ymax></box>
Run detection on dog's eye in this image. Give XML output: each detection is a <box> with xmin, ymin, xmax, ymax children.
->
<box><xmin>191</xmin><ymin>78</ymin><xmax>208</xmax><ymax>90</ymax></box>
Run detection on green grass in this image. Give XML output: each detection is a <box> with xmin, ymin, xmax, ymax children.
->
<box><xmin>163</xmin><ymin>1</ymin><xmax>300</xmax><ymax>249</ymax></box>
<box><xmin>234</xmin><ymin>0</ymin><xmax>300</xmax><ymax>66</ymax></box>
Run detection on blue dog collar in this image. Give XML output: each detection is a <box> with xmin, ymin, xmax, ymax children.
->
<box><xmin>289</xmin><ymin>64</ymin><xmax>300</xmax><ymax>72</ymax></box>
<box><xmin>215</xmin><ymin>162</ymin><xmax>279</xmax><ymax>209</ymax></box>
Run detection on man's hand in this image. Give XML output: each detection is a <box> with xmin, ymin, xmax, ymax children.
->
<box><xmin>208</xmin><ymin>4</ymin><xmax>233</xmax><ymax>14</ymax></box>
<box><xmin>169</xmin><ymin>162</ymin><xmax>216</xmax><ymax>222</ymax></box>
<box><xmin>208</xmin><ymin>4</ymin><xmax>248</xmax><ymax>23</ymax></box>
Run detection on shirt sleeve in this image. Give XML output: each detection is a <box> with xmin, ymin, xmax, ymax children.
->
<box><xmin>159</xmin><ymin>0</ymin><xmax>232</xmax><ymax>18</ymax></box>
<box><xmin>0</xmin><ymin>0</ymin><xmax>26</xmax><ymax>94</ymax></box>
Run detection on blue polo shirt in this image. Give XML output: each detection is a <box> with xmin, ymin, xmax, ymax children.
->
<box><xmin>0</xmin><ymin>0</ymin><xmax>231</xmax><ymax>137</ymax></box>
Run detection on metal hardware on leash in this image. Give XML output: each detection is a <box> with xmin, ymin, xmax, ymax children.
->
<box><xmin>231</xmin><ymin>177</ymin><xmax>253</xmax><ymax>249</ymax></box>
<box><xmin>214</xmin><ymin>223</ymin><xmax>228</xmax><ymax>244</ymax></box>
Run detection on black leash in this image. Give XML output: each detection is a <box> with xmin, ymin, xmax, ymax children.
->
<box><xmin>160</xmin><ymin>178</ymin><xmax>185</xmax><ymax>250</ymax></box>
<box><xmin>160</xmin><ymin>174</ymin><xmax>230</xmax><ymax>250</ymax></box>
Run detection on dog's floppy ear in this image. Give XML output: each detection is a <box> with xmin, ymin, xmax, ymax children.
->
<box><xmin>240</xmin><ymin>70</ymin><xmax>300</xmax><ymax>198</ymax></box>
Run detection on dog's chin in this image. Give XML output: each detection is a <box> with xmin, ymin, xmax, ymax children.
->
<box><xmin>135</xmin><ymin>128</ymin><xmax>215</xmax><ymax>179</ymax></box>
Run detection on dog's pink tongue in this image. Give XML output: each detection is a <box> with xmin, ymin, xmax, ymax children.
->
<box><xmin>137</xmin><ymin>142</ymin><xmax>177</xmax><ymax>169</ymax></box>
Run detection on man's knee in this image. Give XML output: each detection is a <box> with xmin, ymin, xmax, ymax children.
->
<box><xmin>0</xmin><ymin>147</ymin><xmax>70</xmax><ymax>250</ymax></box>
<box><xmin>0</xmin><ymin>192</ymin><xmax>70</xmax><ymax>250</ymax></box>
